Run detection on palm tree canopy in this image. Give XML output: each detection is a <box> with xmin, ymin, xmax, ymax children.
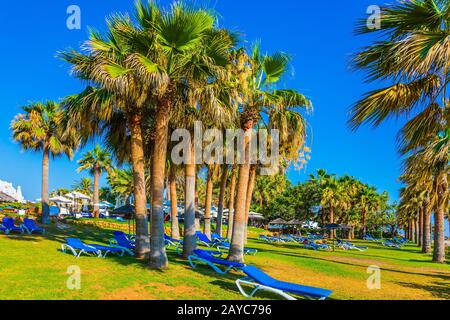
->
<box><xmin>77</xmin><ymin>144</ymin><xmax>113</xmax><ymax>176</ymax></box>
<box><xmin>11</xmin><ymin>101</ymin><xmax>78</xmax><ymax>158</ymax></box>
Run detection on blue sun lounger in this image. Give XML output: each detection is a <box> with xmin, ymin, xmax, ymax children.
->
<box><xmin>109</xmin><ymin>231</ymin><xmax>135</xmax><ymax>255</ymax></box>
<box><xmin>236</xmin><ymin>266</ymin><xmax>332</xmax><ymax>300</ymax></box>
<box><xmin>211</xmin><ymin>232</ymin><xmax>228</xmax><ymax>243</ymax></box>
<box><xmin>22</xmin><ymin>218</ymin><xmax>45</xmax><ymax>234</ymax></box>
<box><xmin>62</xmin><ymin>238</ymin><xmax>125</xmax><ymax>258</ymax></box>
<box><xmin>188</xmin><ymin>249</ymin><xmax>245</xmax><ymax>274</ymax></box>
<box><xmin>195</xmin><ymin>231</ymin><xmax>217</xmax><ymax>247</ymax></box>
<box><xmin>337</xmin><ymin>239</ymin><xmax>368</xmax><ymax>251</ymax></box>
<box><xmin>164</xmin><ymin>234</ymin><xmax>183</xmax><ymax>247</ymax></box>
<box><xmin>303</xmin><ymin>240</ymin><xmax>331</xmax><ymax>251</ymax></box>
<box><xmin>259</xmin><ymin>235</ymin><xmax>284</xmax><ymax>243</ymax></box>
<box><xmin>382</xmin><ymin>239</ymin><xmax>401</xmax><ymax>249</ymax></box>
<box><xmin>215</xmin><ymin>241</ymin><xmax>258</xmax><ymax>256</ymax></box>
<box><xmin>2</xmin><ymin>217</ymin><xmax>23</xmax><ymax>234</ymax></box>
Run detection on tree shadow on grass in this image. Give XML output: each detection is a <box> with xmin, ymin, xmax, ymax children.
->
<box><xmin>255</xmin><ymin>247</ymin><xmax>450</xmax><ymax>281</ymax></box>
<box><xmin>0</xmin><ymin>234</ymin><xmax>45</xmax><ymax>242</ymax></box>
<box><xmin>395</xmin><ymin>281</ymin><xmax>450</xmax><ymax>299</ymax></box>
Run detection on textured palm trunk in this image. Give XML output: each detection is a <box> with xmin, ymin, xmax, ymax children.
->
<box><xmin>149</xmin><ymin>105</ymin><xmax>170</xmax><ymax>269</ymax></box>
<box><xmin>360</xmin><ymin>208</ymin><xmax>366</xmax><ymax>239</ymax></box>
<box><xmin>228</xmin><ymin>123</ymin><xmax>253</xmax><ymax>263</ymax></box>
<box><xmin>411</xmin><ymin>219</ymin><xmax>416</xmax><ymax>243</ymax></box>
<box><xmin>226</xmin><ymin>166</ymin><xmax>237</xmax><ymax>240</ymax></box>
<box><xmin>129</xmin><ymin>112</ymin><xmax>150</xmax><ymax>258</ymax></box>
<box><xmin>41</xmin><ymin>146</ymin><xmax>50</xmax><ymax>225</ymax></box>
<box><xmin>415</xmin><ymin>218</ymin><xmax>419</xmax><ymax>244</ymax></box>
<box><xmin>169</xmin><ymin>165</ymin><xmax>180</xmax><ymax>240</ymax></box>
<box><xmin>203</xmin><ymin>165</ymin><xmax>214</xmax><ymax>239</ymax></box>
<box><xmin>418</xmin><ymin>208</ymin><xmax>423</xmax><ymax>247</ymax></box>
<box><xmin>183</xmin><ymin>141</ymin><xmax>197</xmax><ymax>259</ymax></box>
<box><xmin>92</xmin><ymin>167</ymin><xmax>100</xmax><ymax>218</ymax></box>
<box><xmin>433</xmin><ymin>169</ymin><xmax>447</xmax><ymax>263</ymax></box>
<box><xmin>216</xmin><ymin>165</ymin><xmax>228</xmax><ymax>237</ymax></box>
<box><xmin>329</xmin><ymin>203</ymin><xmax>335</xmax><ymax>239</ymax></box>
<box><xmin>422</xmin><ymin>207</ymin><xmax>431</xmax><ymax>253</ymax></box>
<box><xmin>244</xmin><ymin>164</ymin><xmax>257</xmax><ymax>244</ymax></box>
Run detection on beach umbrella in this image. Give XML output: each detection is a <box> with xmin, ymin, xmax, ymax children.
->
<box><xmin>268</xmin><ymin>218</ymin><xmax>288</xmax><ymax>234</ymax></box>
<box><xmin>269</xmin><ymin>218</ymin><xmax>288</xmax><ymax>225</ymax></box>
<box><xmin>49</xmin><ymin>196</ymin><xmax>72</xmax><ymax>204</ymax></box>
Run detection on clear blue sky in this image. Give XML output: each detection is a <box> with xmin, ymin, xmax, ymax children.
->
<box><xmin>1</xmin><ymin>0</ymin><xmax>405</xmax><ymax>202</ymax></box>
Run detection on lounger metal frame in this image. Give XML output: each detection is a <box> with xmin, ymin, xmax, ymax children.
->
<box><xmin>62</xmin><ymin>243</ymin><xmax>125</xmax><ymax>258</ymax></box>
<box><xmin>188</xmin><ymin>255</ymin><xmax>242</xmax><ymax>274</ymax></box>
<box><xmin>235</xmin><ymin>277</ymin><xmax>327</xmax><ymax>300</ymax></box>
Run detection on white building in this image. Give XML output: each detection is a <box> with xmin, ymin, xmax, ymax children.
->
<box><xmin>0</xmin><ymin>179</ymin><xmax>25</xmax><ymax>203</ymax></box>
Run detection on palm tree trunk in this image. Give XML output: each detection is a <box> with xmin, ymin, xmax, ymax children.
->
<box><xmin>228</xmin><ymin>123</ymin><xmax>253</xmax><ymax>263</ymax></box>
<box><xmin>203</xmin><ymin>165</ymin><xmax>214</xmax><ymax>239</ymax></box>
<box><xmin>169</xmin><ymin>165</ymin><xmax>180</xmax><ymax>240</ymax></box>
<box><xmin>422</xmin><ymin>204</ymin><xmax>431</xmax><ymax>253</ymax></box>
<box><xmin>244</xmin><ymin>164</ymin><xmax>257</xmax><ymax>244</ymax></box>
<box><xmin>329</xmin><ymin>203</ymin><xmax>335</xmax><ymax>239</ymax></box>
<box><xmin>183</xmin><ymin>141</ymin><xmax>197</xmax><ymax>259</ymax></box>
<box><xmin>129</xmin><ymin>112</ymin><xmax>150</xmax><ymax>258</ymax></box>
<box><xmin>41</xmin><ymin>146</ymin><xmax>50</xmax><ymax>225</ymax></box>
<box><xmin>418</xmin><ymin>207</ymin><xmax>423</xmax><ymax>247</ymax></box>
<box><xmin>226</xmin><ymin>165</ymin><xmax>237</xmax><ymax>240</ymax></box>
<box><xmin>93</xmin><ymin>167</ymin><xmax>100</xmax><ymax>218</ymax></box>
<box><xmin>216</xmin><ymin>164</ymin><xmax>228</xmax><ymax>237</ymax></box>
<box><xmin>412</xmin><ymin>219</ymin><xmax>416</xmax><ymax>243</ymax></box>
<box><xmin>433</xmin><ymin>168</ymin><xmax>447</xmax><ymax>263</ymax></box>
<box><xmin>149</xmin><ymin>105</ymin><xmax>170</xmax><ymax>269</ymax></box>
<box><xmin>360</xmin><ymin>208</ymin><xmax>366</xmax><ymax>239</ymax></box>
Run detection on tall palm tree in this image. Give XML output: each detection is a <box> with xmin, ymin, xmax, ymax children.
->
<box><xmin>77</xmin><ymin>144</ymin><xmax>112</xmax><ymax>217</ymax></box>
<box><xmin>11</xmin><ymin>101</ymin><xmax>78</xmax><ymax>224</ymax></box>
<box><xmin>228</xmin><ymin>47</ymin><xmax>311</xmax><ymax>263</ymax></box>
<box><xmin>351</xmin><ymin>0</ymin><xmax>450</xmax><ymax>263</ymax></box>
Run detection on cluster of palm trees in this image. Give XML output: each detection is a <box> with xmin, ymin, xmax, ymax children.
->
<box><xmin>351</xmin><ymin>0</ymin><xmax>449</xmax><ymax>263</ymax></box>
<box><xmin>262</xmin><ymin>169</ymin><xmax>391</xmax><ymax>239</ymax></box>
<box><xmin>11</xmin><ymin>1</ymin><xmax>311</xmax><ymax>268</ymax></box>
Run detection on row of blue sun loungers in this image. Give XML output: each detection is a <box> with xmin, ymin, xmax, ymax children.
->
<box><xmin>0</xmin><ymin>217</ymin><xmax>45</xmax><ymax>235</ymax></box>
<box><xmin>58</xmin><ymin>229</ymin><xmax>332</xmax><ymax>300</ymax></box>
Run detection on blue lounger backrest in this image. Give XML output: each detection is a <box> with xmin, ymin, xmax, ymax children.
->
<box><xmin>66</xmin><ymin>238</ymin><xmax>85</xmax><ymax>248</ymax></box>
<box><xmin>196</xmin><ymin>231</ymin><xmax>211</xmax><ymax>243</ymax></box>
<box><xmin>114</xmin><ymin>231</ymin><xmax>133</xmax><ymax>248</ymax></box>
<box><xmin>24</xmin><ymin>218</ymin><xmax>37</xmax><ymax>229</ymax></box>
<box><xmin>2</xmin><ymin>217</ymin><xmax>15</xmax><ymax>229</ymax></box>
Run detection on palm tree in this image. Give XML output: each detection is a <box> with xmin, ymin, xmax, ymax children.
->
<box><xmin>11</xmin><ymin>101</ymin><xmax>78</xmax><ymax>224</ymax></box>
<box><xmin>356</xmin><ymin>185</ymin><xmax>379</xmax><ymax>239</ymax></box>
<box><xmin>228</xmin><ymin>47</ymin><xmax>311</xmax><ymax>263</ymax></box>
<box><xmin>77</xmin><ymin>144</ymin><xmax>112</xmax><ymax>217</ymax></box>
<box><xmin>108</xmin><ymin>167</ymin><xmax>134</xmax><ymax>204</ymax></box>
<box><xmin>72</xmin><ymin>177</ymin><xmax>93</xmax><ymax>196</ymax></box>
<box><xmin>351</xmin><ymin>0</ymin><xmax>450</xmax><ymax>263</ymax></box>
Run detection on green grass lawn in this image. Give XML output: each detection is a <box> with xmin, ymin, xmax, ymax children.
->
<box><xmin>0</xmin><ymin>222</ymin><xmax>449</xmax><ymax>300</ymax></box>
